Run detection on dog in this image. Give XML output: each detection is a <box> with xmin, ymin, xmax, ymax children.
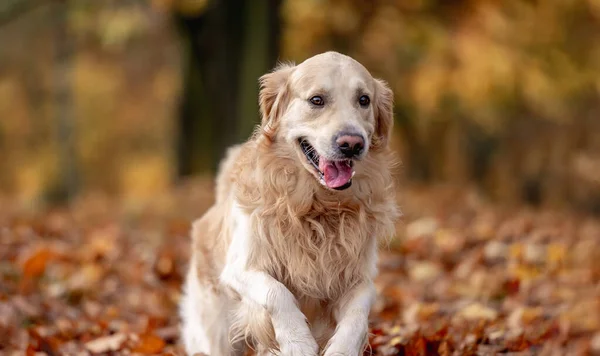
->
<box><xmin>180</xmin><ymin>51</ymin><xmax>399</xmax><ymax>356</ymax></box>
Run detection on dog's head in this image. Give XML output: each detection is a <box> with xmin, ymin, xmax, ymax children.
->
<box><xmin>259</xmin><ymin>51</ymin><xmax>394</xmax><ymax>191</ymax></box>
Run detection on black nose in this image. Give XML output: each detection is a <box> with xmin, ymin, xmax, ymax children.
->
<box><xmin>336</xmin><ymin>134</ymin><xmax>365</xmax><ymax>158</ymax></box>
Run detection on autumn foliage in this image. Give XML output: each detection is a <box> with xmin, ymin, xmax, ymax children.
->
<box><xmin>1</xmin><ymin>0</ymin><xmax>599</xmax><ymax>209</ymax></box>
<box><xmin>1</xmin><ymin>181</ymin><xmax>599</xmax><ymax>354</ymax></box>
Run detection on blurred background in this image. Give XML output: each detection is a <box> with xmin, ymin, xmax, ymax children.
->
<box><xmin>2</xmin><ymin>2</ymin><xmax>600</xmax><ymax>353</ymax></box>
<box><xmin>1</xmin><ymin>0</ymin><xmax>600</xmax><ymax>213</ymax></box>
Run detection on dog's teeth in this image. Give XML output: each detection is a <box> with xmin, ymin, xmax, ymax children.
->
<box><xmin>352</xmin><ymin>171</ymin><xmax>356</xmax><ymax>178</ymax></box>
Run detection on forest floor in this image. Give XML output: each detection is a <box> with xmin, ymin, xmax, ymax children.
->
<box><xmin>1</xmin><ymin>179</ymin><xmax>599</xmax><ymax>355</ymax></box>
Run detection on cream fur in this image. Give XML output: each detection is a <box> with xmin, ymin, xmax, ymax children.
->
<box><xmin>180</xmin><ymin>51</ymin><xmax>399</xmax><ymax>356</ymax></box>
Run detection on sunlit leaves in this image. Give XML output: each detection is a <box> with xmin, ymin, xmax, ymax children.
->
<box><xmin>283</xmin><ymin>0</ymin><xmax>600</xmax><ymax>129</ymax></box>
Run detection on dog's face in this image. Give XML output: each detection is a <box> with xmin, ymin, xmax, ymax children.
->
<box><xmin>259</xmin><ymin>52</ymin><xmax>394</xmax><ymax>191</ymax></box>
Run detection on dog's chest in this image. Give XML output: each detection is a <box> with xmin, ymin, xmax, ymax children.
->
<box><xmin>254</xmin><ymin>208</ymin><xmax>376</xmax><ymax>300</ymax></box>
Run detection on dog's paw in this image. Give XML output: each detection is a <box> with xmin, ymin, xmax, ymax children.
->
<box><xmin>323</xmin><ymin>348</ymin><xmax>360</xmax><ymax>356</ymax></box>
<box><xmin>323</xmin><ymin>339</ymin><xmax>363</xmax><ymax>356</ymax></box>
<box><xmin>273</xmin><ymin>310</ymin><xmax>319</xmax><ymax>356</ymax></box>
<box><xmin>279</xmin><ymin>337</ymin><xmax>319</xmax><ymax>356</ymax></box>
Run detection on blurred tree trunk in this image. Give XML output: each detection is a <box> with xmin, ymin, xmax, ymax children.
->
<box><xmin>238</xmin><ymin>0</ymin><xmax>282</xmax><ymax>141</ymax></box>
<box><xmin>175</xmin><ymin>0</ymin><xmax>282</xmax><ymax>177</ymax></box>
<box><xmin>174</xmin><ymin>13</ymin><xmax>214</xmax><ymax>175</ymax></box>
<box><xmin>52</xmin><ymin>0</ymin><xmax>78</xmax><ymax>203</ymax></box>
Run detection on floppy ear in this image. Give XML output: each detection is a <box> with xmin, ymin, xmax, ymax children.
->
<box><xmin>259</xmin><ymin>62</ymin><xmax>295</xmax><ymax>141</ymax></box>
<box><xmin>371</xmin><ymin>78</ymin><xmax>394</xmax><ymax>150</ymax></box>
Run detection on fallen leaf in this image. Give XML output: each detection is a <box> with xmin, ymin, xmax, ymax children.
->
<box><xmin>523</xmin><ymin>243</ymin><xmax>546</xmax><ymax>265</ymax></box>
<box><xmin>560</xmin><ymin>299</ymin><xmax>600</xmax><ymax>334</ymax></box>
<box><xmin>406</xmin><ymin>218</ymin><xmax>438</xmax><ymax>239</ymax></box>
<box><xmin>22</xmin><ymin>248</ymin><xmax>54</xmax><ymax>278</ymax></box>
<box><xmin>484</xmin><ymin>241</ymin><xmax>508</xmax><ymax>262</ymax></box>
<box><xmin>409</xmin><ymin>261</ymin><xmax>442</xmax><ymax>282</ymax></box>
<box><xmin>508</xmin><ymin>306</ymin><xmax>543</xmax><ymax>329</ymax></box>
<box><xmin>456</xmin><ymin>303</ymin><xmax>498</xmax><ymax>321</ymax></box>
<box><xmin>84</xmin><ymin>333</ymin><xmax>127</xmax><ymax>353</ymax></box>
<box><xmin>434</xmin><ymin>229</ymin><xmax>465</xmax><ymax>254</ymax></box>
<box><xmin>547</xmin><ymin>243</ymin><xmax>567</xmax><ymax>267</ymax></box>
<box><xmin>68</xmin><ymin>263</ymin><xmax>104</xmax><ymax>291</ymax></box>
<box><xmin>132</xmin><ymin>333</ymin><xmax>166</xmax><ymax>354</ymax></box>
<box><xmin>509</xmin><ymin>243</ymin><xmax>524</xmax><ymax>261</ymax></box>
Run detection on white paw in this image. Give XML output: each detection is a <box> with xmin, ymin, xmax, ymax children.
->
<box><xmin>273</xmin><ymin>310</ymin><xmax>319</xmax><ymax>356</ymax></box>
<box><xmin>323</xmin><ymin>348</ymin><xmax>360</xmax><ymax>356</ymax></box>
<box><xmin>279</xmin><ymin>337</ymin><xmax>319</xmax><ymax>356</ymax></box>
<box><xmin>323</xmin><ymin>338</ymin><xmax>365</xmax><ymax>356</ymax></box>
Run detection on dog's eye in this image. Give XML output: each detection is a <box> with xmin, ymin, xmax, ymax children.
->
<box><xmin>359</xmin><ymin>95</ymin><xmax>370</xmax><ymax>107</ymax></box>
<box><xmin>309</xmin><ymin>96</ymin><xmax>325</xmax><ymax>106</ymax></box>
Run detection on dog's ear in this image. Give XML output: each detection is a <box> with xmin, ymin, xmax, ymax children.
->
<box><xmin>259</xmin><ymin>62</ymin><xmax>295</xmax><ymax>141</ymax></box>
<box><xmin>371</xmin><ymin>78</ymin><xmax>394</xmax><ymax>150</ymax></box>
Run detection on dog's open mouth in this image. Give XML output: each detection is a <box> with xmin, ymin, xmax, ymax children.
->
<box><xmin>298</xmin><ymin>138</ymin><xmax>354</xmax><ymax>190</ymax></box>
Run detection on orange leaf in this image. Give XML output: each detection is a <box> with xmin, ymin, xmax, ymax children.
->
<box><xmin>144</xmin><ymin>315</ymin><xmax>168</xmax><ymax>333</ymax></box>
<box><xmin>133</xmin><ymin>333</ymin><xmax>166</xmax><ymax>354</ymax></box>
<box><xmin>407</xmin><ymin>335</ymin><xmax>427</xmax><ymax>356</ymax></box>
<box><xmin>25</xmin><ymin>344</ymin><xmax>36</xmax><ymax>356</ymax></box>
<box><xmin>438</xmin><ymin>340</ymin><xmax>452</xmax><ymax>356</ymax></box>
<box><xmin>22</xmin><ymin>248</ymin><xmax>53</xmax><ymax>278</ymax></box>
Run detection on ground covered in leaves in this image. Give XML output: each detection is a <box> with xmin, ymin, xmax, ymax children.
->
<box><xmin>1</xmin><ymin>181</ymin><xmax>599</xmax><ymax>355</ymax></box>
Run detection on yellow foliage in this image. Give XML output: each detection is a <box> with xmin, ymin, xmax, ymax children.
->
<box><xmin>119</xmin><ymin>155</ymin><xmax>172</xmax><ymax>203</ymax></box>
<box><xmin>547</xmin><ymin>243</ymin><xmax>567</xmax><ymax>267</ymax></box>
<box><xmin>282</xmin><ymin>0</ymin><xmax>600</xmax><ymax>129</ymax></box>
<box><xmin>1</xmin><ymin>0</ymin><xmax>599</xmax><ymax>207</ymax></box>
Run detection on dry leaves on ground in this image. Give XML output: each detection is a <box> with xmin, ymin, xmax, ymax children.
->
<box><xmin>0</xmin><ymin>182</ymin><xmax>599</xmax><ymax>355</ymax></box>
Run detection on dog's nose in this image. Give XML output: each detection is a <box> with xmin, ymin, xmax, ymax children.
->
<box><xmin>336</xmin><ymin>134</ymin><xmax>365</xmax><ymax>158</ymax></box>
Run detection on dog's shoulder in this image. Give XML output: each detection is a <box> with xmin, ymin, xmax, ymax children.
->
<box><xmin>215</xmin><ymin>143</ymin><xmax>250</xmax><ymax>204</ymax></box>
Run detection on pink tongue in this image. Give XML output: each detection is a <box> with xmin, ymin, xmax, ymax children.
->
<box><xmin>318</xmin><ymin>159</ymin><xmax>353</xmax><ymax>188</ymax></box>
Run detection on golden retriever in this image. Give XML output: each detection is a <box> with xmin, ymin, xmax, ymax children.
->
<box><xmin>180</xmin><ymin>51</ymin><xmax>399</xmax><ymax>356</ymax></box>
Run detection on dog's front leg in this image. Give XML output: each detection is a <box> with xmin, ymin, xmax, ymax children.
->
<box><xmin>324</xmin><ymin>281</ymin><xmax>375</xmax><ymax>356</ymax></box>
<box><xmin>221</xmin><ymin>268</ymin><xmax>319</xmax><ymax>355</ymax></box>
<box><xmin>220</xmin><ymin>204</ymin><xmax>318</xmax><ymax>356</ymax></box>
